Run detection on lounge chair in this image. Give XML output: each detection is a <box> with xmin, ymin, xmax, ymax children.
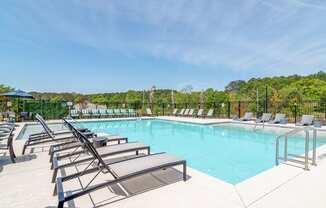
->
<box><xmin>188</xmin><ymin>109</ymin><xmax>194</xmax><ymax>117</ymax></box>
<box><xmin>177</xmin><ymin>109</ymin><xmax>185</xmax><ymax>116</ymax></box>
<box><xmin>91</xmin><ymin>109</ymin><xmax>100</xmax><ymax>117</ymax></box>
<box><xmin>29</xmin><ymin>114</ymin><xmax>88</xmax><ymax>139</ymax></box>
<box><xmin>22</xmin><ymin>114</ymin><xmax>94</xmax><ymax>155</ymax></box>
<box><xmin>120</xmin><ymin>109</ymin><xmax>128</xmax><ymax>117</ymax></box>
<box><xmin>81</xmin><ymin>109</ymin><xmax>91</xmax><ymax>118</ymax></box>
<box><xmin>256</xmin><ymin>113</ymin><xmax>272</xmax><ymax>123</ymax></box>
<box><xmin>183</xmin><ymin>109</ymin><xmax>190</xmax><ymax>116</ymax></box>
<box><xmin>172</xmin><ymin>109</ymin><xmax>178</xmax><ymax>116</ymax></box>
<box><xmin>197</xmin><ymin>109</ymin><xmax>204</xmax><ymax>117</ymax></box>
<box><xmin>54</xmin><ymin>123</ymin><xmax>187</xmax><ymax>208</ymax></box>
<box><xmin>0</xmin><ymin>127</ymin><xmax>16</xmax><ymax>163</ymax></box>
<box><xmin>128</xmin><ymin>109</ymin><xmax>137</xmax><ymax>117</ymax></box>
<box><xmin>113</xmin><ymin>109</ymin><xmax>121</xmax><ymax>117</ymax></box>
<box><xmin>0</xmin><ymin>123</ymin><xmax>15</xmax><ymax>133</ymax></box>
<box><xmin>69</xmin><ymin>109</ymin><xmax>79</xmax><ymax>118</ymax></box>
<box><xmin>99</xmin><ymin>109</ymin><xmax>108</xmax><ymax>117</ymax></box>
<box><xmin>269</xmin><ymin>113</ymin><xmax>287</xmax><ymax>124</ymax></box>
<box><xmin>51</xmin><ymin>119</ymin><xmax>151</xmax><ymax>182</ymax></box>
<box><xmin>239</xmin><ymin>112</ymin><xmax>253</xmax><ymax>121</ymax></box>
<box><xmin>146</xmin><ymin>108</ymin><xmax>153</xmax><ymax>116</ymax></box>
<box><xmin>49</xmin><ymin>133</ymin><xmax>129</xmax><ymax>164</ymax></box>
<box><xmin>206</xmin><ymin>109</ymin><xmax>214</xmax><ymax>118</ymax></box>
<box><xmin>106</xmin><ymin>109</ymin><xmax>114</xmax><ymax>117</ymax></box>
<box><xmin>4</xmin><ymin>111</ymin><xmax>16</xmax><ymax>122</ymax></box>
<box><xmin>296</xmin><ymin>115</ymin><xmax>314</xmax><ymax>126</ymax></box>
<box><xmin>47</xmin><ymin>117</ymin><xmax>128</xmax><ymax>163</ymax></box>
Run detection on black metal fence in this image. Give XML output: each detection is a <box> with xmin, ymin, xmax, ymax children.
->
<box><xmin>0</xmin><ymin>100</ymin><xmax>68</xmax><ymax>121</ymax></box>
<box><xmin>1</xmin><ymin>99</ymin><xmax>325</xmax><ymax>123</ymax></box>
<box><xmin>143</xmin><ymin>100</ymin><xmax>326</xmax><ymax>123</ymax></box>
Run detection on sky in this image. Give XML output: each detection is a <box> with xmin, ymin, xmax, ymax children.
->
<box><xmin>0</xmin><ymin>0</ymin><xmax>326</xmax><ymax>93</ymax></box>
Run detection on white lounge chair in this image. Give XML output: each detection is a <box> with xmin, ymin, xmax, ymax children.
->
<box><xmin>256</xmin><ymin>113</ymin><xmax>272</xmax><ymax>123</ymax></box>
<box><xmin>146</xmin><ymin>108</ymin><xmax>153</xmax><ymax>116</ymax></box>
<box><xmin>270</xmin><ymin>113</ymin><xmax>287</xmax><ymax>124</ymax></box>
<box><xmin>81</xmin><ymin>109</ymin><xmax>91</xmax><ymax>118</ymax></box>
<box><xmin>188</xmin><ymin>109</ymin><xmax>194</xmax><ymax>117</ymax></box>
<box><xmin>172</xmin><ymin>109</ymin><xmax>178</xmax><ymax>116</ymax></box>
<box><xmin>69</xmin><ymin>109</ymin><xmax>79</xmax><ymax>118</ymax></box>
<box><xmin>239</xmin><ymin>112</ymin><xmax>253</xmax><ymax>121</ymax></box>
<box><xmin>178</xmin><ymin>109</ymin><xmax>185</xmax><ymax>116</ymax></box>
<box><xmin>184</xmin><ymin>109</ymin><xmax>190</xmax><ymax>116</ymax></box>
<box><xmin>99</xmin><ymin>109</ymin><xmax>108</xmax><ymax>117</ymax></box>
<box><xmin>296</xmin><ymin>115</ymin><xmax>314</xmax><ymax>126</ymax></box>
<box><xmin>106</xmin><ymin>109</ymin><xmax>114</xmax><ymax>117</ymax></box>
<box><xmin>120</xmin><ymin>109</ymin><xmax>128</xmax><ymax>117</ymax></box>
<box><xmin>197</xmin><ymin>109</ymin><xmax>204</xmax><ymax>117</ymax></box>
<box><xmin>206</xmin><ymin>109</ymin><xmax>214</xmax><ymax>118</ymax></box>
<box><xmin>128</xmin><ymin>109</ymin><xmax>137</xmax><ymax>117</ymax></box>
<box><xmin>91</xmin><ymin>109</ymin><xmax>100</xmax><ymax>117</ymax></box>
<box><xmin>113</xmin><ymin>109</ymin><xmax>121</xmax><ymax>117</ymax></box>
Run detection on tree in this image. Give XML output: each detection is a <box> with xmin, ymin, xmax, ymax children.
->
<box><xmin>225</xmin><ymin>80</ymin><xmax>245</xmax><ymax>92</ymax></box>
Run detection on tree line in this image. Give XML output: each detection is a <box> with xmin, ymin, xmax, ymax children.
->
<box><xmin>1</xmin><ymin>71</ymin><xmax>326</xmax><ymax>107</ymax></box>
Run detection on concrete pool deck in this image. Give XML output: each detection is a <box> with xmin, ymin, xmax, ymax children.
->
<box><xmin>1</xmin><ymin>116</ymin><xmax>326</xmax><ymax>208</ymax></box>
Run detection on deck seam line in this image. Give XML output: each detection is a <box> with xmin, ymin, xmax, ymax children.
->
<box><xmin>245</xmin><ymin>171</ymin><xmax>305</xmax><ymax>207</ymax></box>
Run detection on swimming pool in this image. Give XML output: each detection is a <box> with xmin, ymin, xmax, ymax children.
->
<box><xmin>72</xmin><ymin>119</ymin><xmax>326</xmax><ymax>184</ymax></box>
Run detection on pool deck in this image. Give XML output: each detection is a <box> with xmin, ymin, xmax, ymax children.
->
<box><xmin>1</xmin><ymin>116</ymin><xmax>326</xmax><ymax>208</ymax></box>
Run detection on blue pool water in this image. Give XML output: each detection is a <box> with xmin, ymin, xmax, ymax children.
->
<box><xmin>76</xmin><ymin>119</ymin><xmax>326</xmax><ymax>184</ymax></box>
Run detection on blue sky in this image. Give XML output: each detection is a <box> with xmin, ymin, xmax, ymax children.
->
<box><xmin>0</xmin><ymin>0</ymin><xmax>325</xmax><ymax>93</ymax></box>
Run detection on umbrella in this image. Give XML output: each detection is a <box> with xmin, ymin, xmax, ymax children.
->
<box><xmin>0</xmin><ymin>90</ymin><xmax>34</xmax><ymax>120</ymax></box>
<box><xmin>0</xmin><ymin>89</ymin><xmax>34</xmax><ymax>99</ymax></box>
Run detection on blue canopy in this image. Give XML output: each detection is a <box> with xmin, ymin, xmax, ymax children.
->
<box><xmin>0</xmin><ymin>90</ymin><xmax>34</xmax><ymax>99</ymax></box>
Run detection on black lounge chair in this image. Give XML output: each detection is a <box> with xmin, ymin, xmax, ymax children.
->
<box><xmin>51</xmin><ymin>119</ymin><xmax>150</xmax><ymax>182</ymax></box>
<box><xmin>54</xmin><ymin>122</ymin><xmax>187</xmax><ymax>208</ymax></box>
<box><xmin>22</xmin><ymin>115</ymin><xmax>94</xmax><ymax>155</ymax></box>
<box><xmin>47</xmin><ymin>116</ymin><xmax>128</xmax><ymax>164</ymax></box>
<box><xmin>0</xmin><ymin>124</ymin><xmax>15</xmax><ymax>134</ymax></box>
<box><xmin>48</xmin><ymin>134</ymin><xmax>128</xmax><ymax>164</ymax></box>
<box><xmin>0</xmin><ymin>127</ymin><xmax>16</xmax><ymax>163</ymax></box>
<box><xmin>29</xmin><ymin>114</ymin><xmax>88</xmax><ymax>139</ymax></box>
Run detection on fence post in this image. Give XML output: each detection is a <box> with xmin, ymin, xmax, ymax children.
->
<box><xmin>294</xmin><ymin>103</ymin><xmax>297</xmax><ymax>123</ymax></box>
<box><xmin>41</xmin><ymin>100</ymin><xmax>43</xmax><ymax>118</ymax></box>
<box><xmin>265</xmin><ymin>85</ymin><xmax>268</xmax><ymax>113</ymax></box>
<box><xmin>238</xmin><ymin>101</ymin><xmax>241</xmax><ymax>118</ymax></box>
<box><xmin>324</xmin><ymin>103</ymin><xmax>326</xmax><ymax>122</ymax></box>
<box><xmin>227</xmin><ymin>101</ymin><xmax>231</xmax><ymax>118</ymax></box>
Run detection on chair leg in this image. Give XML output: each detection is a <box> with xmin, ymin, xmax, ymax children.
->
<box><xmin>183</xmin><ymin>162</ymin><xmax>187</xmax><ymax>181</ymax></box>
<box><xmin>22</xmin><ymin>140</ymin><xmax>29</xmax><ymax>155</ymax></box>
<box><xmin>9</xmin><ymin>146</ymin><xmax>16</xmax><ymax>163</ymax></box>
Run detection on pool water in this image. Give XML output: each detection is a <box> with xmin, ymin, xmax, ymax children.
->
<box><xmin>75</xmin><ymin>119</ymin><xmax>326</xmax><ymax>184</ymax></box>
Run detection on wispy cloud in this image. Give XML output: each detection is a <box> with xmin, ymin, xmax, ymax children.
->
<box><xmin>1</xmin><ymin>0</ymin><xmax>326</xmax><ymax>76</ymax></box>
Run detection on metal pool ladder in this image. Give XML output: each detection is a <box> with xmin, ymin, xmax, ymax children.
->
<box><xmin>275</xmin><ymin>126</ymin><xmax>317</xmax><ymax>170</ymax></box>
